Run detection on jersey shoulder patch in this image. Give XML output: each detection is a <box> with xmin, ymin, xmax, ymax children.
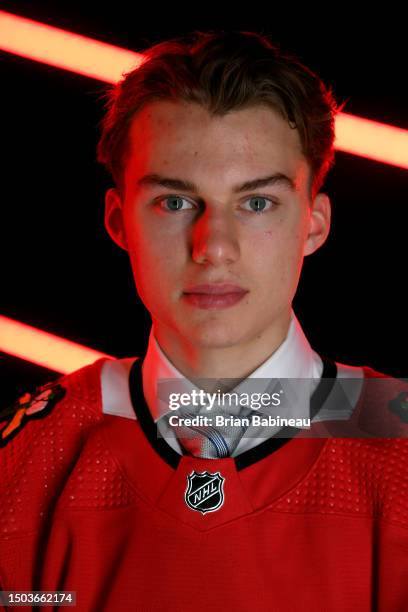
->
<box><xmin>0</xmin><ymin>379</ymin><xmax>66</xmax><ymax>448</ymax></box>
<box><xmin>388</xmin><ymin>389</ymin><xmax>408</xmax><ymax>423</ymax></box>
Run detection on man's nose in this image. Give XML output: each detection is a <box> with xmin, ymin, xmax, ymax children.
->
<box><xmin>191</xmin><ymin>208</ymin><xmax>240</xmax><ymax>266</ymax></box>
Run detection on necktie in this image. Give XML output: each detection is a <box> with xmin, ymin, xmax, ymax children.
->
<box><xmin>165</xmin><ymin>404</ymin><xmax>251</xmax><ymax>458</ymax></box>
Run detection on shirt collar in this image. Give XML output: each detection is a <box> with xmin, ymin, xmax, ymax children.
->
<box><xmin>142</xmin><ymin>307</ymin><xmax>323</xmax><ymax>423</ymax></box>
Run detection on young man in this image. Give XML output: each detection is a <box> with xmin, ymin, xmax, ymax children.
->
<box><xmin>1</xmin><ymin>30</ymin><xmax>408</xmax><ymax>611</ymax></box>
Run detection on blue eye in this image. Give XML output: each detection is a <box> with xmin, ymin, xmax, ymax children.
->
<box><xmin>159</xmin><ymin>196</ymin><xmax>195</xmax><ymax>212</ymax></box>
<box><xmin>243</xmin><ymin>197</ymin><xmax>275</xmax><ymax>213</ymax></box>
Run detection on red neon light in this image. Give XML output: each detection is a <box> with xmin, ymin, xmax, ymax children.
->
<box><xmin>0</xmin><ymin>315</ymin><xmax>112</xmax><ymax>374</ymax></box>
<box><xmin>335</xmin><ymin>113</ymin><xmax>408</xmax><ymax>170</ymax></box>
<box><xmin>0</xmin><ymin>10</ymin><xmax>142</xmax><ymax>82</ymax></box>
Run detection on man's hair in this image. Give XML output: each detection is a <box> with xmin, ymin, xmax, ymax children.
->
<box><xmin>96</xmin><ymin>30</ymin><xmax>347</xmax><ymax>200</ymax></box>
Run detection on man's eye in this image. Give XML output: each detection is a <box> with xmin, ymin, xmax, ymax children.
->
<box><xmin>241</xmin><ymin>196</ymin><xmax>277</xmax><ymax>213</ymax></box>
<box><xmin>158</xmin><ymin>196</ymin><xmax>195</xmax><ymax>212</ymax></box>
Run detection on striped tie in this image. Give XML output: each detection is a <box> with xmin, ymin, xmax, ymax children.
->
<box><xmin>166</xmin><ymin>405</ymin><xmax>251</xmax><ymax>458</ymax></box>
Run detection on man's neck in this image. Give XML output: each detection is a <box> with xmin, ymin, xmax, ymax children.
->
<box><xmin>152</xmin><ymin>311</ymin><xmax>292</xmax><ymax>388</ymax></box>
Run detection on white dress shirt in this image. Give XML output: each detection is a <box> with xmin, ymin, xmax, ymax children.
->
<box><xmin>100</xmin><ymin>307</ymin><xmax>364</xmax><ymax>456</ymax></box>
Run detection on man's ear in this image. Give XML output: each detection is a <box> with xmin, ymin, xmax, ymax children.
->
<box><xmin>303</xmin><ymin>192</ymin><xmax>331</xmax><ymax>256</ymax></box>
<box><xmin>104</xmin><ymin>187</ymin><xmax>128</xmax><ymax>251</ymax></box>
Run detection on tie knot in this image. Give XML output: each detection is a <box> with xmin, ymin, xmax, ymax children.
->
<box><xmin>166</xmin><ymin>405</ymin><xmax>250</xmax><ymax>458</ymax></box>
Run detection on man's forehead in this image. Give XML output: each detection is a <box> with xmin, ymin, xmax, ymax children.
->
<box><xmin>128</xmin><ymin>99</ymin><xmax>301</xmax><ymax>149</ymax></box>
<box><xmin>123</xmin><ymin>100</ymin><xmax>310</xmax><ymax>196</ymax></box>
<box><xmin>128</xmin><ymin>101</ymin><xmax>304</xmax><ymax>168</ymax></box>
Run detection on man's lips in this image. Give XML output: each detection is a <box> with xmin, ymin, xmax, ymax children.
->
<box><xmin>183</xmin><ymin>283</ymin><xmax>248</xmax><ymax>295</ymax></box>
<box><xmin>182</xmin><ymin>284</ymin><xmax>249</xmax><ymax>310</ymax></box>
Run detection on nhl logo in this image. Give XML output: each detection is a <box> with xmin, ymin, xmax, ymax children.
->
<box><xmin>185</xmin><ymin>470</ymin><xmax>225</xmax><ymax>514</ymax></box>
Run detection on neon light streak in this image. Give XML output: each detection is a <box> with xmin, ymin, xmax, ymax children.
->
<box><xmin>0</xmin><ymin>10</ymin><xmax>142</xmax><ymax>82</ymax></box>
<box><xmin>335</xmin><ymin>112</ymin><xmax>408</xmax><ymax>170</ymax></box>
<box><xmin>0</xmin><ymin>315</ymin><xmax>112</xmax><ymax>374</ymax></box>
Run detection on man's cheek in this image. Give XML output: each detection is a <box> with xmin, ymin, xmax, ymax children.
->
<box><xmin>143</xmin><ymin>257</ymin><xmax>177</xmax><ymax>290</ymax></box>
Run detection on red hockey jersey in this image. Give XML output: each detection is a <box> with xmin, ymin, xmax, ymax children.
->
<box><xmin>1</xmin><ymin>356</ymin><xmax>408</xmax><ymax>611</ymax></box>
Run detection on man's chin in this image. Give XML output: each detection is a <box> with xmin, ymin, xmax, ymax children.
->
<box><xmin>178</xmin><ymin>321</ymin><xmax>250</xmax><ymax>350</ymax></box>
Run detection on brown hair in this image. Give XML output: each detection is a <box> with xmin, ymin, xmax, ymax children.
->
<box><xmin>96</xmin><ymin>30</ymin><xmax>347</xmax><ymax>200</ymax></box>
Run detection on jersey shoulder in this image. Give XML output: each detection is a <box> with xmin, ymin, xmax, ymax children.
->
<box><xmin>335</xmin><ymin>360</ymin><xmax>408</xmax><ymax>426</ymax></box>
<box><xmin>0</xmin><ymin>357</ymin><xmax>111</xmax><ymax>448</ymax></box>
<box><xmin>359</xmin><ymin>364</ymin><xmax>408</xmax><ymax>428</ymax></box>
<box><xmin>318</xmin><ymin>360</ymin><xmax>408</xmax><ymax>466</ymax></box>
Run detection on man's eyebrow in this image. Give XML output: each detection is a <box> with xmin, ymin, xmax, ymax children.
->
<box><xmin>136</xmin><ymin>172</ymin><xmax>297</xmax><ymax>193</ymax></box>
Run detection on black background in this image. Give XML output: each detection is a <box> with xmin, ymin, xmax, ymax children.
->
<box><xmin>1</xmin><ymin>2</ymin><xmax>407</xmax><ymax>405</ymax></box>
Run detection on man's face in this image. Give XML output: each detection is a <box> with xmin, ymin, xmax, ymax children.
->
<box><xmin>105</xmin><ymin>100</ymin><xmax>330</xmax><ymax>350</ymax></box>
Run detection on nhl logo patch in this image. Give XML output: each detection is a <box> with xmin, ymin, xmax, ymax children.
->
<box><xmin>185</xmin><ymin>470</ymin><xmax>225</xmax><ymax>514</ymax></box>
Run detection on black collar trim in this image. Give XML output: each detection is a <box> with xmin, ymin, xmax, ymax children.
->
<box><xmin>128</xmin><ymin>355</ymin><xmax>338</xmax><ymax>471</ymax></box>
